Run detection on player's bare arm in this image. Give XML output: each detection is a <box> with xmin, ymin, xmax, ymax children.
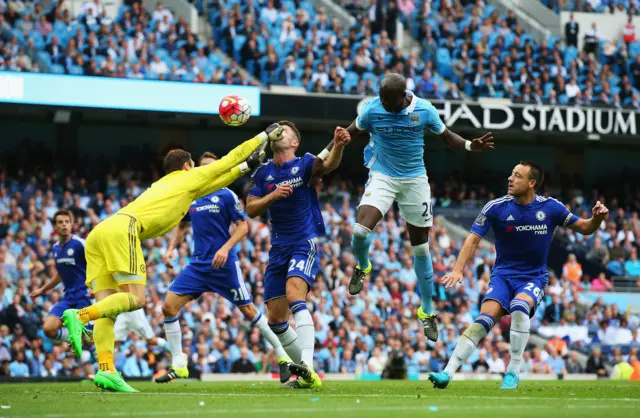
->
<box><xmin>567</xmin><ymin>201</ymin><xmax>609</xmax><ymax>235</ymax></box>
<box><xmin>163</xmin><ymin>221</ymin><xmax>189</xmax><ymax>268</ymax></box>
<box><xmin>30</xmin><ymin>273</ymin><xmax>62</xmax><ymax>299</ymax></box>
<box><xmin>311</xmin><ymin>127</ymin><xmax>351</xmax><ymax>179</ymax></box>
<box><xmin>212</xmin><ymin>219</ymin><xmax>249</xmax><ymax>268</ymax></box>
<box><xmin>440</xmin><ymin>128</ymin><xmax>495</xmax><ymax>152</ymax></box>
<box><xmin>345</xmin><ymin>120</ymin><xmax>369</xmax><ymax>140</ymax></box>
<box><xmin>246</xmin><ymin>185</ymin><xmax>293</xmax><ymax>217</ymax></box>
<box><xmin>441</xmin><ymin>233</ymin><xmax>482</xmax><ymax>288</ymax></box>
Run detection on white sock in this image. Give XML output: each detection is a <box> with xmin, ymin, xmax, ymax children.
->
<box><xmin>270</xmin><ymin>322</ymin><xmax>302</xmax><ymax>363</ymax></box>
<box><xmin>252</xmin><ymin>312</ymin><xmax>289</xmax><ymax>360</ymax></box>
<box><xmin>444</xmin><ymin>323</ymin><xmax>487</xmax><ymax>376</ymax></box>
<box><xmin>127</xmin><ymin>308</ymin><xmax>148</xmax><ymax>326</ymax></box>
<box><xmin>293</xmin><ymin>309</ymin><xmax>315</xmax><ymax>366</ymax></box>
<box><xmin>53</xmin><ymin>327</ymin><xmax>70</xmax><ymax>343</ymax></box>
<box><xmin>164</xmin><ymin>317</ymin><xmax>186</xmax><ymax>368</ymax></box>
<box><xmin>507</xmin><ymin>310</ymin><xmax>530</xmax><ymax>374</ymax></box>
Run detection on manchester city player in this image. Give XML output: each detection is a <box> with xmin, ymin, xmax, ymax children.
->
<box><xmin>247</xmin><ymin>122</ymin><xmax>350</xmax><ymax>388</ymax></box>
<box><xmin>30</xmin><ymin>210</ymin><xmax>93</xmax><ymax>345</ymax></box>
<box><xmin>430</xmin><ymin>161</ymin><xmax>609</xmax><ymax>389</ymax></box>
<box><xmin>344</xmin><ymin>73</ymin><xmax>494</xmax><ymax>341</ymax></box>
<box><xmin>156</xmin><ymin>152</ymin><xmax>293</xmax><ymax>384</ymax></box>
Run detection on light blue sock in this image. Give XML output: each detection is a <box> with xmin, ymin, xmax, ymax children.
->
<box><xmin>351</xmin><ymin>223</ymin><xmax>372</xmax><ymax>269</ymax></box>
<box><xmin>414</xmin><ymin>243</ymin><xmax>434</xmax><ymax>314</ymax></box>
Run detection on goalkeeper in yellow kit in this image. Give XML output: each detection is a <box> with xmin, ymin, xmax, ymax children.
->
<box><xmin>62</xmin><ymin>123</ymin><xmax>285</xmax><ymax>392</ymax></box>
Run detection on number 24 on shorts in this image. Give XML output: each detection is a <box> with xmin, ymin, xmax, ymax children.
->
<box><xmin>288</xmin><ymin>259</ymin><xmax>306</xmax><ymax>272</ymax></box>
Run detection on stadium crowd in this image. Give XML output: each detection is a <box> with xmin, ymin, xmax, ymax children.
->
<box><xmin>541</xmin><ymin>0</ymin><xmax>639</xmax><ymax>15</ymax></box>
<box><xmin>3</xmin><ymin>0</ymin><xmax>640</xmax><ymax>105</ymax></box>
<box><xmin>0</xmin><ymin>152</ymin><xmax>638</xmax><ymax>380</ymax></box>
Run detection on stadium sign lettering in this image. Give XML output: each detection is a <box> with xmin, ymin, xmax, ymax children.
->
<box><xmin>436</xmin><ymin>101</ymin><xmax>638</xmax><ymax>136</ymax></box>
<box><xmin>262</xmin><ymin>93</ymin><xmax>640</xmax><ymax>137</ymax></box>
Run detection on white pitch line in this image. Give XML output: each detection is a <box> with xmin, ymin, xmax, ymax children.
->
<box><xmin>10</xmin><ymin>404</ymin><xmax>639</xmax><ymax>418</ymax></box>
<box><xmin>23</xmin><ymin>391</ymin><xmax>640</xmax><ymax>403</ymax></box>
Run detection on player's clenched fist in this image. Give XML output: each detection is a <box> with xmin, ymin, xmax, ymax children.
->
<box><xmin>334</xmin><ymin>126</ymin><xmax>351</xmax><ymax>147</ymax></box>
<box><xmin>592</xmin><ymin>201</ymin><xmax>609</xmax><ymax>221</ymax></box>
<box><xmin>441</xmin><ymin>270</ymin><xmax>464</xmax><ymax>289</ymax></box>
<box><xmin>270</xmin><ymin>184</ymin><xmax>293</xmax><ymax>201</ymax></box>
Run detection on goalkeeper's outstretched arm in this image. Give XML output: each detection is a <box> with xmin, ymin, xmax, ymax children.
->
<box><xmin>186</xmin><ymin>125</ymin><xmax>284</xmax><ymax>198</ymax></box>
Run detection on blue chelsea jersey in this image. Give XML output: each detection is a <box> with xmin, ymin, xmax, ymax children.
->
<box><xmin>51</xmin><ymin>235</ymin><xmax>88</xmax><ymax>299</ymax></box>
<box><xmin>471</xmin><ymin>195</ymin><xmax>579</xmax><ymax>277</ymax></box>
<box><xmin>355</xmin><ymin>91</ymin><xmax>445</xmax><ymax>178</ymax></box>
<box><xmin>248</xmin><ymin>153</ymin><xmax>325</xmax><ymax>245</ymax></box>
<box><xmin>183</xmin><ymin>188</ymin><xmax>247</xmax><ymax>265</ymax></box>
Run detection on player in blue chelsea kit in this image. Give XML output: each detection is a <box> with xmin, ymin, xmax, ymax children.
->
<box><xmin>247</xmin><ymin>121</ymin><xmax>350</xmax><ymax>388</ymax></box>
<box><xmin>30</xmin><ymin>210</ymin><xmax>93</xmax><ymax>345</ymax></box>
<box><xmin>430</xmin><ymin>161</ymin><xmax>609</xmax><ymax>390</ymax></box>
<box><xmin>156</xmin><ymin>152</ymin><xmax>293</xmax><ymax>384</ymax></box>
<box><xmin>344</xmin><ymin>73</ymin><xmax>494</xmax><ymax>341</ymax></box>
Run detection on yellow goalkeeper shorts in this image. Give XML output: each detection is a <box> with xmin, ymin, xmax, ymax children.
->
<box><xmin>85</xmin><ymin>214</ymin><xmax>147</xmax><ymax>289</ymax></box>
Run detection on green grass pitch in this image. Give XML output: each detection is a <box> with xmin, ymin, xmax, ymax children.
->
<box><xmin>0</xmin><ymin>380</ymin><xmax>638</xmax><ymax>418</ymax></box>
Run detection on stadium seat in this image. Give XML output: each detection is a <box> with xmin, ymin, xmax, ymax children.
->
<box><xmin>68</xmin><ymin>65</ymin><xmax>84</xmax><ymax>75</ymax></box>
<box><xmin>50</xmin><ymin>63</ymin><xmax>65</xmax><ymax>74</ymax></box>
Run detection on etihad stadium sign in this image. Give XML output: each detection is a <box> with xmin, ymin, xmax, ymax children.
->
<box><xmin>354</xmin><ymin>96</ymin><xmax>638</xmax><ymax>136</ymax></box>
<box><xmin>434</xmin><ymin>101</ymin><xmax>637</xmax><ymax>136</ymax></box>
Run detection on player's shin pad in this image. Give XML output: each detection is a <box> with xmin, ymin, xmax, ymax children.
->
<box><xmin>443</xmin><ymin>322</ymin><xmax>488</xmax><ymax>376</ymax></box>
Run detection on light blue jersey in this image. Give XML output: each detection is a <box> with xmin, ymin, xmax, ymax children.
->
<box><xmin>356</xmin><ymin>91</ymin><xmax>445</xmax><ymax>178</ymax></box>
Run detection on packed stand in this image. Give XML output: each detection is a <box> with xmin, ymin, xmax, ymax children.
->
<box><xmin>554</xmin><ymin>191</ymin><xmax>640</xmax><ymax>282</ymax></box>
<box><xmin>1</xmin><ymin>150</ymin><xmax>638</xmax><ymax>379</ymax></box>
<box><xmin>208</xmin><ymin>0</ymin><xmax>452</xmax><ymax>94</ymax></box>
<box><xmin>378</xmin><ymin>0</ymin><xmax>640</xmax><ymax>106</ymax></box>
<box><xmin>0</xmin><ymin>0</ymin><xmax>257</xmax><ymax>85</ymax></box>
<box><xmin>541</xmin><ymin>0</ymin><xmax>639</xmax><ymax>14</ymax></box>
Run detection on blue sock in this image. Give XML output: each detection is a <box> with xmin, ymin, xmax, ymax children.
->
<box><xmin>289</xmin><ymin>300</ymin><xmax>307</xmax><ymax>315</ymax></box>
<box><xmin>510</xmin><ymin>299</ymin><xmax>531</xmax><ymax>316</ymax></box>
<box><xmin>414</xmin><ymin>244</ymin><xmax>434</xmax><ymax>314</ymax></box>
<box><xmin>351</xmin><ymin>224</ymin><xmax>372</xmax><ymax>269</ymax></box>
<box><xmin>475</xmin><ymin>313</ymin><xmax>496</xmax><ymax>333</ymax></box>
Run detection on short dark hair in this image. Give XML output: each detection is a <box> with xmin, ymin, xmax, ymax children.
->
<box><xmin>380</xmin><ymin>73</ymin><xmax>406</xmax><ymax>96</ymax></box>
<box><xmin>163</xmin><ymin>149</ymin><xmax>192</xmax><ymax>173</ymax></box>
<box><xmin>520</xmin><ymin>160</ymin><xmax>544</xmax><ymax>189</ymax></box>
<box><xmin>198</xmin><ymin>151</ymin><xmax>218</xmax><ymax>164</ymax></box>
<box><xmin>53</xmin><ymin>209</ymin><xmax>73</xmax><ymax>223</ymax></box>
<box><xmin>277</xmin><ymin>120</ymin><xmax>301</xmax><ymax>143</ymax></box>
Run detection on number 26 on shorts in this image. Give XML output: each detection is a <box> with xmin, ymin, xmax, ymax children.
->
<box><xmin>524</xmin><ymin>282</ymin><xmax>543</xmax><ymax>303</ymax></box>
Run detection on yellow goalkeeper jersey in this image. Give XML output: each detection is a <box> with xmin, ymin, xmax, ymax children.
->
<box><xmin>117</xmin><ymin>136</ymin><xmax>261</xmax><ymax>240</ymax></box>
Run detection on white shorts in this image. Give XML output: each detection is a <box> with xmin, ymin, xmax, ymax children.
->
<box><xmin>114</xmin><ymin>308</ymin><xmax>155</xmax><ymax>342</ymax></box>
<box><xmin>359</xmin><ymin>171</ymin><xmax>433</xmax><ymax>227</ymax></box>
